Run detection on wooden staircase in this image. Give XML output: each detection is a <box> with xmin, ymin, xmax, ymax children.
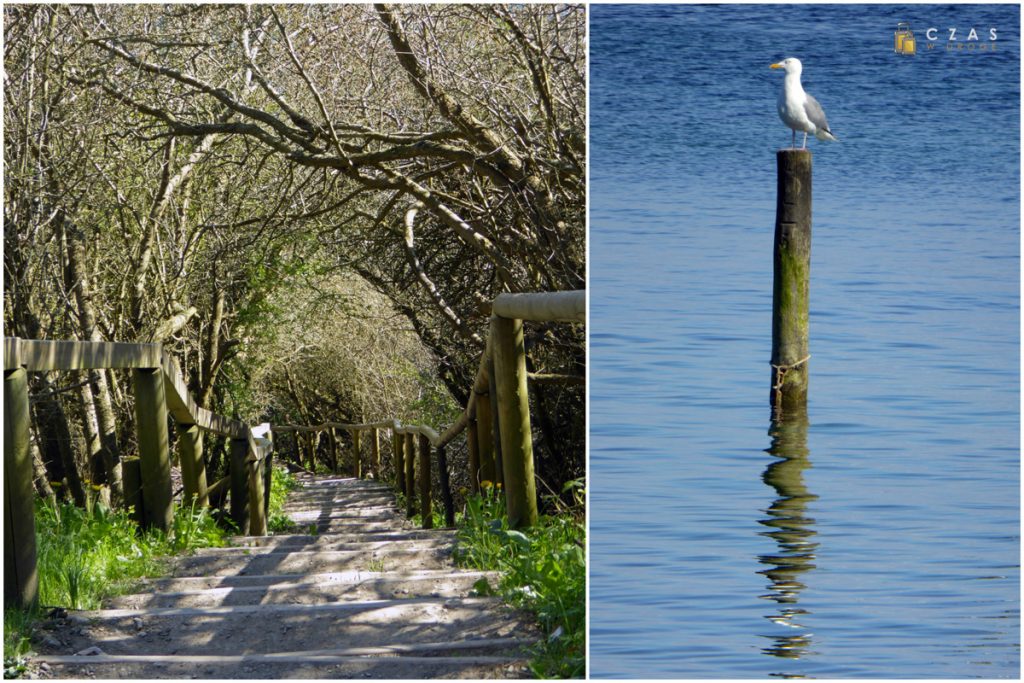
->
<box><xmin>36</xmin><ymin>475</ymin><xmax>537</xmax><ymax>679</ymax></box>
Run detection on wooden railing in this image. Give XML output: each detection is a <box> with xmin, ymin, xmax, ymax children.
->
<box><xmin>3</xmin><ymin>337</ymin><xmax>273</xmax><ymax>608</ymax></box>
<box><xmin>273</xmin><ymin>289</ymin><xmax>586</xmax><ymax>531</ymax></box>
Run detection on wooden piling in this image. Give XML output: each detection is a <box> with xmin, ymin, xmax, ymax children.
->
<box><xmin>418</xmin><ymin>434</ymin><xmax>432</xmax><ymax>529</ymax></box>
<box><xmin>771</xmin><ymin>149</ymin><xmax>812</xmax><ymax>414</ymax></box>
<box><xmin>393</xmin><ymin>431</ymin><xmax>406</xmax><ymax>495</ymax></box>
<box><xmin>404</xmin><ymin>432</ymin><xmax>416</xmax><ymax>517</ymax></box>
<box><xmin>229</xmin><ymin>437</ymin><xmax>250</xmax><ymax>533</ymax></box>
<box><xmin>177</xmin><ymin>423</ymin><xmax>207</xmax><ymax>507</ymax></box>
<box><xmin>132</xmin><ymin>368</ymin><xmax>173</xmax><ymax>531</ymax></box>
<box><xmin>4</xmin><ymin>362</ymin><xmax>38</xmax><ymax>608</ymax></box>
<box><xmin>490</xmin><ymin>315</ymin><xmax>538</xmax><ymax>528</ymax></box>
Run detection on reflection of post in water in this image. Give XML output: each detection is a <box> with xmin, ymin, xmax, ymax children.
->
<box><xmin>758</xmin><ymin>409</ymin><xmax>818</xmax><ymax>662</ymax></box>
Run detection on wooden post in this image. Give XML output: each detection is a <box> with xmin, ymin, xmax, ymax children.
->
<box><xmin>371</xmin><ymin>428</ymin><xmax>380</xmax><ymax>477</ymax></box>
<box><xmin>132</xmin><ymin>368</ymin><xmax>173</xmax><ymax>531</ymax></box>
<box><xmin>404</xmin><ymin>432</ymin><xmax>416</xmax><ymax>517</ymax></box>
<box><xmin>248</xmin><ymin>455</ymin><xmax>267</xmax><ymax>536</ymax></box>
<box><xmin>177</xmin><ymin>423</ymin><xmax>208</xmax><ymax>507</ymax></box>
<box><xmin>327</xmin><ymin>427</ymin><xmax>338</xmax><ymax>474</ymax></box>
<box><xmin>393</xmin><ymin>431</ymin><xmax>406</xmax><ymax>495</ymax></box>
<box><xmin>487</xmin><ymin>360</ymin><xmax>505</xmax><ymax>488</ymax></box>
<box><xmin>491</xmin><ymin>315</ymin><xmax>538</xmax><ymax>528</ymax></box>
<box><xmin>352</xmin><ymin>429</ymin><xmax>362</xmax><ymax>479</ymax></box>
<box><xmin>121</xmin><ymin>457</ymin><xmax>145</xmax><ymax>527</ymax></box>
<box><xmin>771</xmin><ymin>149</ymin><xmax>812</xmax><ymax>415</ymax></box>
<box><xmin>437</xmin><ymin>444</ymin><xmax>455</xmax><ymax>527</ymax></box>
<box><xmin>4</xmin><ymin>361</ymin><xmax>38</xmax><ymax>608</ymax></box>
<box><xmin>466</xmin><ymin>416</ymin><xmax>481</xmax><ymax>493</ymax></box>
<box><xmin>303</xmin><ymin>432</ymin><xmax>315</xmax><ymax>475</ymax></box>
<box><xmin>476</xmin><ymin>391</ymin><xmax>496</xmax><ymax>484</ymax></box>
<box><xmin>418</xmin><ymin>434</ymin><xmax>432</xmax><ymax>529</ymax></box>
<box><xmin>229</xmin><ymin>437</ymin><xmax>250</xmax><ymax>533</ymax></box>
<box><xmin>263</xmin><ymin>447</ymin><xmax>273</xmax><ymax>520</ymax></box>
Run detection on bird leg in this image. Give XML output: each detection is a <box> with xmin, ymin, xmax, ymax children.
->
<box><xmin>802</xmin><ymin>131</ymin><xmax>808</xmax><ymax>149</ymax></box>
<box><xmin>791</xmin><ymin>129</ymin><xmax>796</xmax><ymax>149</ymax></box>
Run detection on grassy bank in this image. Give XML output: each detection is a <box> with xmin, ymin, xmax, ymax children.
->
<box><xmin>454</xmin><ymin>480</ymin><xmax>586</xmax><ymax>679</ymax></box>
<box><xmin>4</xmin><ymin>468</ymin><xmax>299</xmax><ymax>677</ymax></box>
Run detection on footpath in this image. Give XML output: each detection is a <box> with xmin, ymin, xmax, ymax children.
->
<box><xmin>35</xmin><ymin>474</ymin><xmax>536</xmax><ymax>679</ymax></box>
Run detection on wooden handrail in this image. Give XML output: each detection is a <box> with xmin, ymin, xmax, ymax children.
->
<box><xmin>3</xmin><ymin>337</ymin><xmax>272</xmax><ymax>544</ymax></box>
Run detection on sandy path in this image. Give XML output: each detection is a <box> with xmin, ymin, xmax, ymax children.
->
<box><xmin>33</xmin><ymin>474</ymin><xmax>536</xmax><ymax>679</ymax></box>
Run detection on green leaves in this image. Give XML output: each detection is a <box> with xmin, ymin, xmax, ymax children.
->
<box><xmin>454</xmin><ymin>489</ymin><xmax>585</xmax><ymax>678</ymax></box>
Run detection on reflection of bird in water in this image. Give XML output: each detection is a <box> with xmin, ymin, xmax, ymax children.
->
<box><xmin>758</xmin><ymin>415</ymin><xmax>818</xmax><ymax>666</ymax></box>
<box><xmin>770</xmin><ymin>57</ymin><xmax>838</xmax><ymax>149</ymax></box>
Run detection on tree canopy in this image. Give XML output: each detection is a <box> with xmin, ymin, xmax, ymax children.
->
<box><xmin>4</xmin><ymin>4</ymin><xmax>585</xmax><ymax>505</ymax></box>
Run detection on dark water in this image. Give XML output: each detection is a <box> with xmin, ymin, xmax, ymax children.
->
<box><xmin>589</xmin><ymin>5</ymin><xmax>1020</xmax><ymax>678</ymax></box>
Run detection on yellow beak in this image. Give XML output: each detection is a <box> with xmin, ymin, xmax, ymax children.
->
<box><xmin>770</xmin><ymin>63</ymin><xmax>783</xmax><ymax>69</ymax></box>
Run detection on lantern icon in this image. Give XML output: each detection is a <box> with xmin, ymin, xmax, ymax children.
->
<box><xmin>895</xmin><ymin>22</ymin><xmax>916</xmax><ymax>55</ymax></box>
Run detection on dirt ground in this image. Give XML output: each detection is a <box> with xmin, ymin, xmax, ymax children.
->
<box><xmin>27</xmin><ymin>475</ymin><xmax>538</xmax><ymax>679</ymax></box>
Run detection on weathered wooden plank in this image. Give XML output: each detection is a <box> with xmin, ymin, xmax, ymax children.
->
<box><xmin>3</xmin><ymin>337</ymin><xmax>22</xmax><ymax>371</ymax></box>
<box><xmin>135</xmin><ymin>568</ymin><xmax>496</xmax><ymax>589</ymax></box>
<box><xmin>162</xmin><ymin>354</ymin><xmax>248</xmax><ymax>439</ymax></box>
<box><xmin>493</xmin><ymin>289</ymin><xmax>585</xmax><ymax>323</ymax></box>
<box><xmin>11</xmin><ymin>339</ymin><xmax>162</xmax><ymax>371</ymax></box>
<box><xmin>4</xmin><ymin>366</ymin><xmax>38</xmax><ymax>607</ymax></box>
<box><xmin>42</xmin><ymin>649</ymin><xmax>527</xmax><ymax>666</ymax></box>
<box><xmin>76</xmin><ymin>595</ymin><xmax>501</xmax><ymax>619</ymax></box>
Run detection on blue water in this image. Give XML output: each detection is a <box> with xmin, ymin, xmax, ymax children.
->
<box><xmin>589</xmin><ymin>5</ymin><xmax>1020</xmax><ymax>678</ymax></box>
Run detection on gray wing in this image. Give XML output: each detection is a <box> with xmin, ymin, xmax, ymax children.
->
<box><xmin>803</xmin><ymin>93</ymin><xmax>832</xmax><ymax>134</ymax></box>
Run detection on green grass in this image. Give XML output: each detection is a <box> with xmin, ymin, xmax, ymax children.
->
<box><xmin>454</xmin><ymin>480</ymin><xmax>586</xmax><ymax>679</ymax></box>
<box><xmin>267</xmin><ymin>466</ymin><xmax>300</xmax><ymax>533</ymax></box>
<box><xmin>3</xmin><ymin>491</ymin><xmax>230</xmax><ymax>677</ymax></box>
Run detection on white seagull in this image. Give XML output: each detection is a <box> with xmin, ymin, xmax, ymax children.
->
<box><xmin>770</xmin><ymin>57</ymin><xmax>838</xmax><ymax>149</ymax></box>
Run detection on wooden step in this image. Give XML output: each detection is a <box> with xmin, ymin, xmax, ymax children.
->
<box><xmin>107</xmin><ymin>570</ymin><xmax>499</xmax><ymax>609</ymax></box>
<box><xmin>133</xmin><ymin>569</ymin><xmax>487</xmax><ymax>593</ymax></box>
<box><xmin>41</xmin><ymin>598</ymin><xmax>532</xmax><ymax>658</ymax></box>
<box><xmin>168</xmin><ymin>546</ymin><xmax>452</xmax><ymax>577</ymax></box>
<box><xmin>227</xmin><ymin>529</ymin><xmax>452</xmax><ymax>547</ymax></box>
<box><xmin>196</xmin><ymin>537</ymin><xmax>452</xmax><ymax>557</ymax></box>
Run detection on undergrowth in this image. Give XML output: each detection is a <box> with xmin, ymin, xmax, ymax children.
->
<box><xmin>268</xmin><ymin>466</ymin><xmax>300</xmax><ymax>533</ymax></box>
<box><xmin>3</xmin><ymin>490</ymin><xmax>229</xmax><ymax>677</ymax></box>
<box><xmin>454</xmin><ymin>480</ymin><xmax>586</xmax><ymax>679</ymax></box>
